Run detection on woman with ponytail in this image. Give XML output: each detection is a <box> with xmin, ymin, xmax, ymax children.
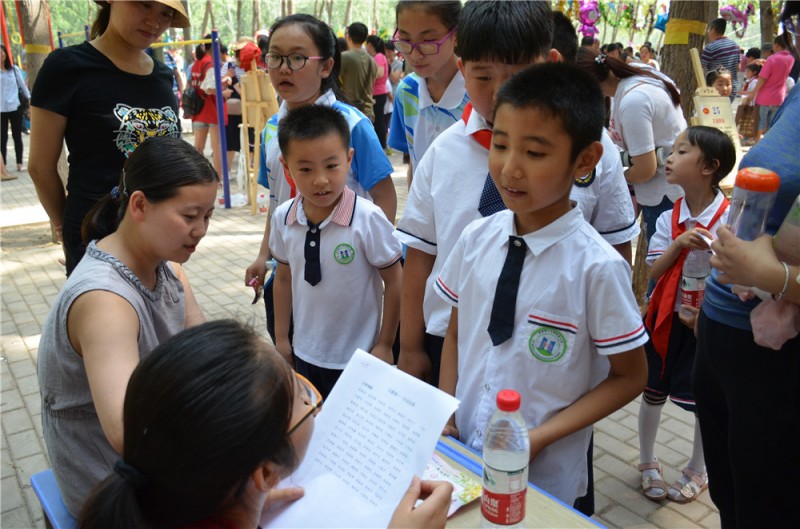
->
<box><xmin>37</xmin><ymin>136</ymin><xmax>218</xmax><ymax>518</ymax></box>
<box><xmin>79</xmin><ymin>320</ymin><xmax>453</xmax><ymax>529</ymax></box>
<box><xmin>577</xmin><ymin>46</ymin><xmax>687</xmax><ymax>250</ymax></box>
<box><xmin>28</xmin><ymin>0</ymin><xmax>190</xmax><ymax>276</ymax></box>
<box><xmin>245</xmin><ymin>13</ymin><xmax>396</xmax><ymax>344</ymax></box>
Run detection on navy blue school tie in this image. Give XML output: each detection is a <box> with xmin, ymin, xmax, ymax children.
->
<box><xmin>478</xmin><ymin>173</ymin><xmax>507</xmax><ymax>217</ymax></box>
<box><xmin>304</xmin><ymin>221</ymin><xmax>322</xmax><ymax>286</ymax></box>
<box><xmin>487</xmin><ymin>236</ymin><xmax>527</xmax><ymax>346</ymax></box>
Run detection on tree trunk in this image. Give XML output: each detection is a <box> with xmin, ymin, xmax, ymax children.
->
<box><xmin>660</xmin><ymin>0</ymin><xmax>708</xmax><ymax>120</ymax></box>
<box><xmin>207</xmin><ymin>0</ymin><xmax>215</xmax><ymax>32</ymax></box>
<box><xmin>706</xmin><ymin>1</ymin><xmax>719</xmax><ymax>28</ymax></box>
<box><xmin>252</xmin><ymin>0</ymin><xmax>260</xmax><ymax>36</ymax></box>
<box><xmin>201</xmin><ymin>0</ymin><xmax>209</xmax><ymax>35</ymax></box>
<box><xmin>373</xmin><ymin>0</ymin><xmax>379</xmax><ymax>32</ymax></box>
<box><xmin>345</xmin><ymin>0</ymin><xmax>353</xmax><ymax>27</ymax></box>
<box><xmin>760</xmin><ymin>1</ymin><xmax>775</xmax><ymax>46</ymax></box>
<box><xmin>287</xmin><ymin>0</ymin><xmax>295</xmax><ymax>16</ymax></box>
<box><xmin>326</xmin><ymin>0</ymin><xmax>334</xmax><ymax>25</ymax></box>
<box><xmin>236</xmin><ymin>0</ymin><xmax>242</xmax><ymax>40</ymax></box>
<box><xmin>181</xmin><ymin>1</ymin><xmax>192</xmax><ymax>69</ymax></box>
<box><xmin>17</xmin><ymin>0</ymin><xmax>52</xmax><ymax>90</ymax></box>
<box><xmin>628</xmin><ymin>1</ymin><xmax>640</xmax><ymax>44</ymax></box>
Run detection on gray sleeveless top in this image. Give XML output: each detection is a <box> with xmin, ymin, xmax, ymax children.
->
<box><xmin>37</xmin><ymin>241</ymin><xmax>186</xmax><ymax>516</ymax></box>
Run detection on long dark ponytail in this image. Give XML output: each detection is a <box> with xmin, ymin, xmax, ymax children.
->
<box><xmin>81</xmin><ymin>137</ymin><xmax>218</xmax><ymax>244</ymax></box>
<box><xmin>577</xmin><ymin>45</ymin><xmax>681</xmax><ymax>107</ymax></box>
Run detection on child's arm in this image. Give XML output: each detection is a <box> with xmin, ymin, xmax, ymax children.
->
<box><xmin>439</xmin><ymin>307</ymin><xmax>459</xmax><ymax>438</ymax></box>
<box><xmin>742</xmin><ymin>77</ymin><xmax>766</xmax><ymax>105</ymax></box>
<box><xmin>398</xmin><ymin>248</ymin><xmax>437</xmax><ymax>381</ymax></box>
<box><xmin>650</xmin><ymin>227</ymin><xmax>713</xmax><ymax>281</ymax></box>
<box><xmin>371</xmin><ymin>261</ymin><xmax>402</xmax><ymax>364</ymax></box>
<box><xmin>528</xmin><ymin>346</ymin><xmax>647</xmax><ymax>462</ymax></box>
<box><xmin>245</xmin><ymin>214</ymin><xmax>273</xmax><ymax>288</ymax></box>
<box><xmin>273</xmin><ymin>263</ymin><xmax>293</xmax><ymax>365</ymax></box>
<box><xmin>368</xmin><ymin>177</ymin><xmax>398</xmax><ymax>224</ymax></box>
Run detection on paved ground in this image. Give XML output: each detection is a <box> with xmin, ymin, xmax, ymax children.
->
<box><xmin>1</xmin><ymin>132</ymin><xmax>720</xmax><ymax>528</ymax></box>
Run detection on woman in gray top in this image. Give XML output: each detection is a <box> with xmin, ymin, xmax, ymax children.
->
<box><xmin>37</xmin><ymin>137</ymin><xmax>218</xmax><ymax>516</ymax></box>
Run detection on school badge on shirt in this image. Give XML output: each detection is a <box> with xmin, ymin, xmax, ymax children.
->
<box><xmin>334</xmin><ymin>243</ymin><xmax>356</xmax><ymax>264</ymax></box>
<box><xmin>529</xmin><ymin>327</ymin><xmax>568</xmax><ymax>363</ymax></box>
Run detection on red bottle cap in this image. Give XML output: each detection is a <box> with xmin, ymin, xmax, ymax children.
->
<box><xmin>735</xmin><ymin>168</ymin><xmax>781</xmax><ymax>192</ymax></box>
<box><xmin>496</xmin><ymin>389</ymin><xmax>521</xmax><ymax>412</ymax></box>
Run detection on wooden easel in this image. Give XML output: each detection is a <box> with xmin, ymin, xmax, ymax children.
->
<box><xmin>239</xmin><ymin>66</ymin><xmax>279</xmax><ymax>215</ymax></box>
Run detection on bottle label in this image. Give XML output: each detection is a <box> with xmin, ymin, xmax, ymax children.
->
<box><xmin>680</xmin><ymin>276</ymin><xmax>706</xmax><ymax>308</ymax></box>
<box><xmin>481</xmin><ymin>466</ymin><xmax>527</xmax><ymax>525</ymax></box>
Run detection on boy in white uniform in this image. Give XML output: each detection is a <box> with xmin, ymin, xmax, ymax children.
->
<box><xmin>395</xmin><ymin>0</ymin><xmax>558</xmax><ymax>386</ymax></box>
<box><xmin>437</xmin><ymin>63</ymin><xmax>648</xmax><ymax>506</ymax></box>
<box><xmin>270</xmin><ymin>105</ymin><xmax>402</xmax><ymax>398</ymax></box>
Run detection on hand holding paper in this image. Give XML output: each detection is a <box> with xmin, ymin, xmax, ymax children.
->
<box><xmin>261</xmin><ymin>349</ymin><xmax>460</xmax><ymax>528</ymax></box>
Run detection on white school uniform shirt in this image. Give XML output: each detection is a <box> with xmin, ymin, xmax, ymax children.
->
<box><xmin>436</xmin><ymin>208</ymin><xmax>649</xmax><ymax>505</ymax></box>
<box><xmin>609</xmin><ymin>75</ymin><xmax>686</xmax><ymax>206</ymax></box>
<box><xmin>646</xmin><ymin>191</ymin><xmax>729</xmax><ymax>311</ymax></box>
<box><xmin>388</xmin><ymin>71</ymin><xmax>469</xmax><ymax>171</ymax></box>
<box><xmin>394</xmin><ymin>108</ymin><xmax>491</xmax><ymax>337</ymax></box>
<box><xmin>570</xmin><ymin>130</ymin><xmax>640</xmax><ymax>245</ymax></box>
<box><xmin>269</xmin><ymin>187</ymin><xmax>402</xmax><ymax>369</ymax></box>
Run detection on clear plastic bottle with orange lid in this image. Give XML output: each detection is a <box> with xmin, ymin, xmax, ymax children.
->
<box><xmin>728</xmin><ymin>167</ymin><xmax>781</xmax><ymax>241</ymax></box>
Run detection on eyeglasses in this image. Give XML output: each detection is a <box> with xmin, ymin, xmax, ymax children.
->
<box><xmin>265</xmin><ymin>52</ymin><xmax>324</xmax><ymax>71</ymax></box>
<box><xmin>288</xmin><ymin>372</ymin><xmax>323</xmax><ymax>435</ymax></box>
<box><xmin>392</xmin><ymin>27</ymin><xmax>456</xmax><ymax>56</ymax></box>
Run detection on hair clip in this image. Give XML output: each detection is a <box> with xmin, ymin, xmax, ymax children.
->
<box><xmin>595</xmin><ymin>53</ymin><xmax>607</xmax><ymax>65</ymax></box>
<box><xmin>110</xmin><ymin>186</ymin><xmax>121</xmax><ymax>199</ymax></box>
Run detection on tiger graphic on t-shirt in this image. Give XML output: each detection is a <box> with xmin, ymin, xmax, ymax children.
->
<box><xmin>113</xmin><ymin>104</ymin><xmax>180</xmax><ymax>156</ymax></box>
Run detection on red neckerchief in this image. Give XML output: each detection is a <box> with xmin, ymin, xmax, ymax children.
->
<box><xmin>462</xmin><ymin>103</ymin><xmax>491</xmax><ymax>150</ymax></box>
<box><xmin>645</xmin><ymin>195</ymin><xmax>729</xmax><ymax>369</ymax></box>
<box><xmin>284</xmin><ymin>167</ymin><xmax>297</xmax><ymax>198</ymax></box>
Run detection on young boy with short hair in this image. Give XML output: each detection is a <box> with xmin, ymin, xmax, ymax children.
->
<box><xmin>395</xmin><ymin>0</ymin><xmax>558</xmax><ymax>386</ymax></box>
<box><xmin>437</xmin><ymin>63</ymin><xmax>648</xmax><ymax>505</ymax></box>
<box><xmin>270</xmin><ymin>105</ymin><xmax>402</xmax><ymax>398</ymax></box>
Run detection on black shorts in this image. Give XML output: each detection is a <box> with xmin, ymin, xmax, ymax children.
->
<box><xmin>293</xmin><ymin>354</ymin><xmax>343</xmax><ymax>400</ymax></box>
<box><xmin>226</xmin><ymin>113</ymin><xmax>242</xmax><ymax>152</ymax></box>
<box><xmin>644</xmin><ymin>312</ymin><xmax>697</xmax><ymax>412</ymax></box>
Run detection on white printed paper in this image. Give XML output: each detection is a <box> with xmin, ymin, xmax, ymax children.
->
<box><xmin>262</xmin><ymin>349</ymin><xmax>460</xmax><ymax>528</ymax></box>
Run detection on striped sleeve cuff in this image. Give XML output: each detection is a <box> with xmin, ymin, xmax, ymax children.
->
<box><xmin>435</xmin><ymin>277</ymin><xmax>458</xmax><ymax>306</ymax></box>
<box><xmin>593</xmin><ymin>324</ymin><xmax>648</xmax><ymax>353</ymax></box>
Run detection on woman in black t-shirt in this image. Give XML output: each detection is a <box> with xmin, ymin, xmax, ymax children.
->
<box><xmin>29</xmin><ymin>0</ymin><xmax>190</xmax><ymax>276</ymax></box>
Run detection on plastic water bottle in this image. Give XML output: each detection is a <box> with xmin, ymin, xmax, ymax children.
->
<box><xmin>727</xmin><ymin>167</ymin><xmax>781</xmax><ymax>241</ymax></box>
<box><xmin>481</xmin><ymin>390</ymin><xmax>530</xmax><ymax>529</ymax></box>
<box><xmin>679</xmin><ymin>249</ymin><xmax>711</xmax><ymax>319</ymax></box>
<box><xmin>257</xmin><ymin>193</ymin><xmax>268</xmax><ymax>214</ymax></box>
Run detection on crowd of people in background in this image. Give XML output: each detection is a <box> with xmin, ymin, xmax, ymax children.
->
<box><xmin>2</xmin><ymin>1</ymin><xmax>799</xmax><ymax>528</ymax></box>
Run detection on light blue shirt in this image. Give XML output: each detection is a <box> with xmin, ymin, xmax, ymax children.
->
<box><xmin>388</xmin><ymin>71</ymin><xmax>468</xmax><ymax>171</ymax></box>
<box><xmin>1</xmin><ymin>66</ymin><xmax>29</xmax><ymax>113</ymax></box>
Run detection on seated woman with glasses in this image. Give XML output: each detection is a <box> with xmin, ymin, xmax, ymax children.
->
<box><xmin>78</xmin><ymin>319</ymin><xmax>453</xmax><ymax>529</ymax></box>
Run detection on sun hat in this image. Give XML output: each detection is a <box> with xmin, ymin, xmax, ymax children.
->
<box><xmin>94</xmin><ymin>0</ymin><xmax>190</xmax><ymax>28</ymax></box>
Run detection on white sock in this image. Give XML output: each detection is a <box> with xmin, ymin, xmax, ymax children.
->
<box><xmin>638</xmin><ymin>400</ymin><xmax>665</xmax><ymax>496</ymax></box>
<box><xmin>685</xmin><ymin>415</ymin><xmax>706</xmax><ymax>475</ymax></box>
<box><xmin>638</xmin><ymin>400</ymin><xmax>663</xmax><ymax>465</ymax></box>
